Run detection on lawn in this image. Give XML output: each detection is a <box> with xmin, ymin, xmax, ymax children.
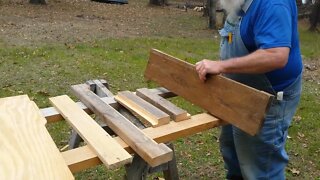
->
<box><xmin>0</xmin><ymin>1</ymin><xmax>319</xmax><ymax>179</ymax></box>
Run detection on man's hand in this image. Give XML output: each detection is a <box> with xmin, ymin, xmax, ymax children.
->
<box><xmin>195</xmin><ymin>59</ymin><xmax>223</xmax><ymax>82</ymax></box>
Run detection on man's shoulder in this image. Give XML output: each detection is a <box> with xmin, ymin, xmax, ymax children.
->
<box><xmin>257</xmin><ymin>0</ymin><xmax>293</xmax><ymax>8</ymax></box>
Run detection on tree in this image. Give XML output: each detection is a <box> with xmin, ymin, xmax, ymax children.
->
<box><xmin>309</xmin><ymin>0</ymin><xmax>320</xmax><ymax>31</ymax></box>
<box><xmin>207</xmin><ymin>0</ymin><xmax>217</xmax><ymax>29</ymax></box>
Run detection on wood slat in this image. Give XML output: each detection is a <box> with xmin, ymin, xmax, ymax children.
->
<box><xmin>71</xmin><ymin>84</ymin><xmax>173</xmax><ymax>167</ymax></box>
<box><xmin>136</xmin><ymin>88</ymin><xmax>189</xmax><ymax>122</ymax></box>
<box><xmin>49</xmin><ymin>95</ymin><xmax>132</xmax><ymax>169</ymax></box>
<box><xmin>115</xmin><ymin>91</ymin><xmax>170</xmax><ymax>127</ymax></box>
<box><xmin>93</xmin><ymin>79</ymin><xmax>114</xmax><ymax>97</ymax></box>
<box><xmin>0</xmin><ymin>95</ymin><xmax>74</xmax><ymax>179</ymax></box>
<box><xmin>62</xmin><ymin>113</ymin><xmax>221</xmax><ymax>173</ymax></box>
<box><xmin>41</xmin><ymin>87</ymin><xmax>175</xmax><ymax>124</ymax></box>
<box><xmin>145</xmin><ymin>49</ymin><xmax>273</xmax><ymax>136</ymax></box>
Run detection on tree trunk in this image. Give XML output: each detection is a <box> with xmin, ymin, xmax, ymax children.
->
<box><xmin>29</xmin><ymin>0</ymin><xmax>46</xmax><ymax>4</ymax></box>
<box><xmin>309</xmin><ymin>0</ymin><xmax>320</xmax><ymax>31</ymax></box>
<box><xmin>208</xmin><ymin>0</ymin><xmax>217</xmax><ymax>29</ymax></box>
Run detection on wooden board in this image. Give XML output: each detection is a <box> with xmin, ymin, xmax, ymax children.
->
<box><xmin>145</xmin><ymin>49</ymin><xmax>273</xmax><ymax>136</ymax></box>
<box><xmin>50</xmin><ymin>95</ymin><xmax>132</xmax><ymax>169</ymax></box>
<box><xmin>0</xmin><ymin>95</ymin><xmax>73</xmax><ymax>179</ymax></box>
<box><xmin>40</xmin><ymin>87</ymin><xmax>174</xmax><ymax>124</ymax></box>
<box><xmin>136</xmin><ymin>88</ymin><xmax>189</xmax><ymax>121</ymax></box>
<box><xmin>71</xmin><ymin>84</ymin><xmax>173</xmax><ymax>167</ymax></box>
<box><xmin>115</xmin><ymin>91</ymin><xmax>170</xmax><ymax>127</ymax></box>
<box><xmin>93</xmin><ymin>79</ymin><xmax>114</xmax><ymax>97</ymax></box>
<box><xmin>61</xmin><ymin>113</ymin><xmax>222</xmax><ymax>173</ymax></box>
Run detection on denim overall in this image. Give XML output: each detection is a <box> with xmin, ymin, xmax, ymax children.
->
<box><xmin>218</xmin><ymin>0</ymin><xmax>302</xmax><ymax>179</ymax></box>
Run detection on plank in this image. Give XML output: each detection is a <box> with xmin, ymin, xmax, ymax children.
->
<box><xmin>145</xmin><ymin>49</ymin><xmax>273</xmax><ymax>136</ymax></box>
<box><xmin>62</xmin><ymin>113</ymin><xmax>221</xmax><ymax>173</ymax></box>
<box><xmin>41</xmin><ymin>97</ymin><xmax>118</xmax><ymax>123</ymax></box>
<box><xmin>136</xmin><ymin>88</ymin><xmax>189</xmax><ymax>121</ymax></box>
<box><xmin>49</xmin><ymin>95</ymin><xmax>132</xmax><ymax>169</ymax></box>
<box><xmin>71</xmin><ymin>84</ymin><xmax>173</xmax><ymax>167</ymax></box>
<box><xmin>93</xmin><ymin>79</ymin><xmax>114</xmax><ymax>97</ymax></box>
<box><xmin>41</xmin><ymin>87</ymin><xmax>175</xmax><ymax>124</ymax></box>
<box><xmin>0</xmin><ymin>95</ymin><xmax>73</xmax><ymax>179</ymax></box>
<box><xmin>115</xmin><ymin>91</ymin><xmax>170</xmax><ymax>127</ymax></box>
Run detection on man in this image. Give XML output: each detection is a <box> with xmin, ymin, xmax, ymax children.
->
<box><xmin>195</xmin><ymin>0</ymin><xmax>303</xmax><ymax>179</ymax></box>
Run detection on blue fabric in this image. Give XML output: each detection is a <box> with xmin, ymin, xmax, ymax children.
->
<box><xmin>240</xmin><ymin>0</ymin><xmax>303</xmax><ymax>91</ymax></box>
<box><xmin>220</xmin><ymin>73</ymin><xmax>302</xmax><ymax>180</ymax></box>
<box><xmin>218</xmin><ymin>0</ymin><xmax>303</xmax><ymax>178</ymax></box>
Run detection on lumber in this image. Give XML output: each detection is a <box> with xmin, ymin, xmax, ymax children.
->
<box><xmin>49</xmin><ymin>95</ymin><xmax>132</xmax><ymax>169</ymax></box>
<box><xmin>0</xmin><ymin>95</ymin><xmax>73</xmax><ymax>179</ymax></box>
<box><xmin>71</xmin><ymin>84</ymin><xmax>173</xmax><ymax>167</ymax></box>
<box><xmin>41</xmin><ymin>87</ymin><xmax>175</xmax><ymax>124</ymax></box>
<box><xmin>136</xmin><ymin>88</ymin><xmax>189</xmax><ymax>121</ymax></box>
<box><xmin>41</xmin><ymin>97</ymin><xmax>118</xmax><ymax>123</ymax></box>
<box><xmin>145</xmin><ymin>49</ymin><xmax>273</xmax><ymax>136</ymax></box>
<box><xmin>115</xmin><ymin>91</ymin><xmax>170</xmax><ymax>127</ymax></box>
<box><xmin>62</xmin><ymin>113</ymin><xmax>221</xmax><ymax>173</ymax></box>
<box><xmin>93</xmin><ymin>79</ymin><xmax>114</xmax><ymax>97</ymax></box>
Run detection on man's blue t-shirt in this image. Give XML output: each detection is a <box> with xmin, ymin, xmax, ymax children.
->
<box><xmin>240</xmin><ymin>0</ymin><xmax>303</xmax><ymax>91</ymax></box>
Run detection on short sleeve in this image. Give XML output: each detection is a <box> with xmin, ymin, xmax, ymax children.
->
<box><xmin>254</xmin><ymin>4</ymin><xmax>292</xmax><ymax>49</ymax></box>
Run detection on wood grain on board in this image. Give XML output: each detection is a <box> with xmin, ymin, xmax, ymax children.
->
<box><xmin>0</xmin><ymin>95</ymin><xmax>73</xmax><ymax>179</ymax></box>
<box><xmin>144</xmin><ymin>49</ymin><xmax>273</xmax><ymax>135</ymax></box>
<box><xmin>50</xmin><ymin>95</ymin><xmax>132</xmax><ymax>169</ymax></box>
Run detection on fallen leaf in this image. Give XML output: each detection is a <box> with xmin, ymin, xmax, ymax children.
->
<box><xmin>298</xmin><ymin>132</ymin><xmax>305</xmax><ymax>138</ymax></box>
<box><xmin>289</xmin><ymin>168</ymin><xmax>300</xmax><ymax>175</ymax></box>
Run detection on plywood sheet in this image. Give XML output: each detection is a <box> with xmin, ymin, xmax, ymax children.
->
<box><xmin>0</xmin><ymin>95</ymin><xmax>73</xmax><ymax>179</ymax></box>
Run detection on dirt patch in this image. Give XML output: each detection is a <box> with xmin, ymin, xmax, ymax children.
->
<box><xmin>303</xmin><ymin>59</ymin><xmax>320</xmax><ymax>84</ymax></box>
<box><xmin>0</xmin><ymin>0</ymin><xmax>212</xmax><ymax>46</ymax></box>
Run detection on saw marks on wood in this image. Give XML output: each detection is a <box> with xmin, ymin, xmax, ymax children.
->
<box><xmin>0</xmin><ymin>95</ymin><xmax>73</xmax><ymax>180</ymax></box>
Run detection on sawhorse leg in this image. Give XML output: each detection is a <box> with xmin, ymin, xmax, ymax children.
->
<box><xmin>125</xmin><ymin>143</ymin><xmax>179</xmax><ymax>180</ymax></box>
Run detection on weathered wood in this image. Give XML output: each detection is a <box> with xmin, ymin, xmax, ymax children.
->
<box><xmin>145</xmin><ymin>49</ymin><xmax>273</xmax><ymax>136</ymax></box>
<box><xmin>125</xmin><ymin>155</ymin><xmax>148</xmax><ymax>180</ymax></box>
<box><xmin>50</xmin><ymin>95</ymin><xmax>132</xmax><ymax>169</ymax></box>
<box><xmin>115</xmin><ymin>91</ymin><xmax>170</xmax><ymax>127</ymax></box>
<box><xmin>93</xmin><ymin>79</ymin><xmax>114</xmax><ymax>97</ymax></box>
<box><xmin>71</xmin><ymin>84</ymin><xmax>173</xmax><ymax>167</ymax></box>
<box><xmin>136</xmin><ymin>88</ymin><xmax>189</xmax><ymax>122</ymax></box>
<box><xmin>149</xmin><ymin>87</ymin><xmax>176</xmax><ymax>98</ymax></box>
<box><xmin>0</xmin><ymin>95</ymin><xmax>73</xmax><ymax>179</ymax></box>
<box><xmin>62</xmin><ymin>113</ymin><xmax>221</xmax><ymax>173</ymax></box>
<box><xmin>41</xmin><ymin>87</ymin><xmax>174</xmax><ymax>124</ymax></box>
<box><xmin>163</xmin><ymin>143</ymin><xmax>179</xmax><ymax>180</ymax></box>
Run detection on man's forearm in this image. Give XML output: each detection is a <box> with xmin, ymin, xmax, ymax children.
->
<box><xmin>219</xmin><ymin>47</ymin><xmax>289</xmax><ymax>74</ymax></box>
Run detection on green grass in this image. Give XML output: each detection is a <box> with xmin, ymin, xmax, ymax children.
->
<box><xmin>0</xmin><ymin>26</ymin><xmax>319</xmax><ymax>179</ymax></box>
<box><xmin>299</xmin><ymin>24</ymin><xmax>320</xmax><ymax>59</ymax></box>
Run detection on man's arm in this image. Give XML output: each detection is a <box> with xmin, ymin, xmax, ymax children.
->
<box><xmin>195</xmin><ymin>47</ymin><xmax>289</xmax><ymax>82</ymax></box>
